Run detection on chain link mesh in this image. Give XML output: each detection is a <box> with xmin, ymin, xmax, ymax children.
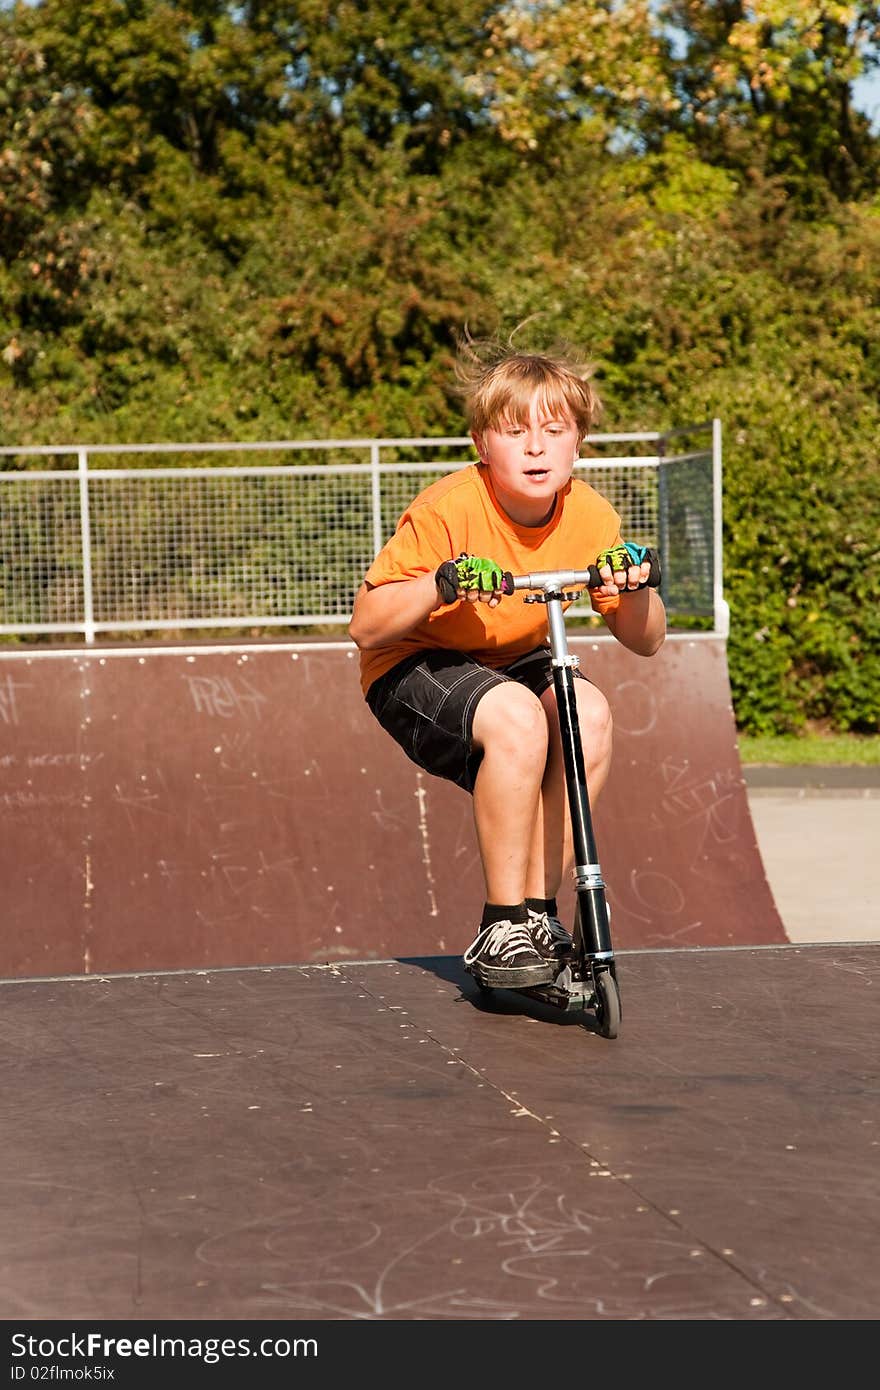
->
<box><xmin>0</xmin><ymin>440</ymin><xmax>716</xmax><ymax>636</ymax></box>
<box><xmin>0</xmin><ymin>476</ymin><xmax>83</xmax><ymax>627</ymax></box>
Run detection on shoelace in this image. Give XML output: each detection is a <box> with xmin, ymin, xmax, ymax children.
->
<box><xmin>464</xmin><ymin>921</ymin><xmax>539</xmax><ymax>964</ymax></box>
<box><xmin>530</xmin><ymin>912</ymin><xmax>571</xmax><ymax>947</ymax></box>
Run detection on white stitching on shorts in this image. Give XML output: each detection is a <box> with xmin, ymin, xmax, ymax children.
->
<box><xmin>460</xmin><ymin>671</ymin><xmax>507</xmax><ymax>739</ymax></box>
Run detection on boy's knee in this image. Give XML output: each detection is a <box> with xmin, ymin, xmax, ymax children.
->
<box><xmin>474</xmin><ymin>684</ymin><xmax>547</xmax><ymax>759</ymax></box>
<box><xmin>579</xmin><ymin>687</ymin><xmax>612</xmax><ymax>751</ymax></box>
<box><xmin>546</xmin><ymin>682</ymin><xmax>612</xmax><ymax>747</ymax></box>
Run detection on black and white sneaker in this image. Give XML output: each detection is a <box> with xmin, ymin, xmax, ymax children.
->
<box><xmin>528</xmin><ymin>909</ymin><xmax>574</xmax><ymax>961</ymax></box>
<box><xmin>463</xmin><ymin>919</ymin><xmax>554</xmax><ymax>989</ymax></box>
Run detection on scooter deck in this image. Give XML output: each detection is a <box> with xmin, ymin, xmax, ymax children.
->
<box><xmin>467</xmin><ymin>959</ymin><xmax>597</xmax><ymax>1015</ymax></box>
<box><xmin>519</xmin><ymin>963</ymin><xmax>597</xmax><ymax>1014</ymax></box>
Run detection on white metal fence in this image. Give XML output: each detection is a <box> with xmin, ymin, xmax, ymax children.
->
<box><xmin>0</xmin><ymin>422</ymin><xmax>724</xmax><ymax>643</ymax></box>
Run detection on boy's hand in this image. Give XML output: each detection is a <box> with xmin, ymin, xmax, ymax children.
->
<box><xmin>435</xmin><ymin>553</ymin><xmax>512</xmax><ymax>607</ymax></box>
<box><xmin>594</xmin><ymin>543</ymin><xmax>661</xmax><ymax>594</ymax></box>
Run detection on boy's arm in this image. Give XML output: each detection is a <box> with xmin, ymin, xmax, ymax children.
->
<box><xmin>587</xmin><ymin>540</ymin><xmax>666</xmax><ymax>657</ymax></box>
<box><xmin>602</xmin><ymin>586</ymin><xmax>666</xmax><ymax>656</ymax></box>
<box><xmin>349</xmin><ymin>572</ymin><xmax>444</xmax><ymax>650</ymax></box>
<box><xmin>350</xmin><ymin>553</ymin><xmax>507</xmax><ymax>651</ymax></box>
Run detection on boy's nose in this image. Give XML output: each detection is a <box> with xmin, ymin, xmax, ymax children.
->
<box><xmin>524</xmin><ymin>433</ymin><xmax>544</xmax><ymax>454</ymax></box>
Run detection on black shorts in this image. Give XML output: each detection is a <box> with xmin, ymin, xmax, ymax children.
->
<box><xmin>365</xmin><ymin>646</ymin><xmax>586</xmax><ymax>793</ymax></box>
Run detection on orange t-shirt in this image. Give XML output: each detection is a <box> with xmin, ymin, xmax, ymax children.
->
<box><xmin>359</xmin><ymin>463</ymin><xmax>623</xmax><ymax>694</ymax></box>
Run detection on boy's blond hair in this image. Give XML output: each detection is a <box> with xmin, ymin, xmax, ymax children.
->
<box><xmin>454</xmin><ymin>328</ymin><xmax>602</xmax><ymax>440</ymax></box>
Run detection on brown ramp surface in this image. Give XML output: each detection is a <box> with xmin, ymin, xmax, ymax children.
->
<box><xmin>1</xmin><ymin>942</ymin><xmax>876</xmax><ymax>1321</ymax></box>
<box><xmin>0</xmin><ymin>633</ymin><xmax>784</xmax><ymax>979</ymax></box>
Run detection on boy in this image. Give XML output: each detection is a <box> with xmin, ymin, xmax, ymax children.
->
<box><xmin>349</xmin><ymin>338</ymin><xmax>666</xmax><ymax>990</ymax></box>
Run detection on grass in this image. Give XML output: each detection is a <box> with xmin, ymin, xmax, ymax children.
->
<box><xmin>737</xmin><ymin>732</ymin><xmax>880</xmax><ymax>765</ymax></box>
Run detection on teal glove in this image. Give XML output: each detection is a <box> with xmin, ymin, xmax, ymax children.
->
<box><xmin>594</xmin><ymin>543</ymin><xmax>661</xmax><ymax>589</ymax></box>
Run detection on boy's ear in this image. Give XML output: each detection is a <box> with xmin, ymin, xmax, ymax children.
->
<box><xmin>471</xmin><ymin>431</ymin><xmax>485</xmax><ymax>461</ymax></box>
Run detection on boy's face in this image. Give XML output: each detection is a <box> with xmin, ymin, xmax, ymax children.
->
<box><xmin>472</xmin><ymin>394</ymin><xmax>580</xmax><ymax>526</ymax></box>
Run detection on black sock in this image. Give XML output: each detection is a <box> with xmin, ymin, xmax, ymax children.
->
<box><xmin>481</xmin><ymin>902</ymin><xmax>528</xmax><ymax>929</ymax></box>
<box><xmin>525</xmin><ymin>896</ymin><xmax>558</xmax><ymax>918</ymax></box>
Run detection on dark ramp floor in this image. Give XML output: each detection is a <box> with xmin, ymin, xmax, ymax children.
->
<box><xmin>1</xmin><ymin>943</ymin><xmax>878</xmax><ymax>1322</ymax></box>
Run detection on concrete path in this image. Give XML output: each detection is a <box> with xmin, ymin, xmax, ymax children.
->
<box><xmin>745</xmin><ymin>766</ymin><xmax>880</xmax><ymax>944</ymax></box>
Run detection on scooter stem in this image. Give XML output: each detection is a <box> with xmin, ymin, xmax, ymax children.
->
<box><xmin>545</xmin><ymin>593</ymin><xmax>613</xmax><ymax>958</ymax></box>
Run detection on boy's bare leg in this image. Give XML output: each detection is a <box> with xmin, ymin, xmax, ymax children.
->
<box><xmin>525</xmin><ymin>681</ymin><xmax>613</xmax><ymax>901</ymax></box>
<box><xmin>470</xmin><ymin>683</ymin><xmax>549</xmax><ymax>905</ymax></box>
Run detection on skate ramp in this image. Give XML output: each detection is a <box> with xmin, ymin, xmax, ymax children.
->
<box><xmin>0</xmin><ymin>634</ymin><xmax>786</xmax><ymax>980</ymax></box>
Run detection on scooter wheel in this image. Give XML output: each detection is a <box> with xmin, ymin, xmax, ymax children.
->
<box><xmin>594</xmin><ymin>969</ymin><xmax>621</xmax><ymax>1039</ymax></box>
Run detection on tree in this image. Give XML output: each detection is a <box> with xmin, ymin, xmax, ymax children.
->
<box><xmin>464</xmin><ymin>0</ymin><xmax>677</xmax><ymax>151</ymax></box>
<box><xmin>662</xmin><ymin>1</ymin><xmax>880</xmax><ymax>200</ymax></box>
<box><xmin>9</xmin><ymin>0</ymin><xmax>496</xmax><ymax>187</ymax></box>
<box><xmin>0</xmin><ymin>24</ymin><xmax>105</xmax><ymax>376</ymax></box>
<box><xmin>461</xmin><ymin>1</ymin><xmax>880</xmax><ymax>199</ymax></box>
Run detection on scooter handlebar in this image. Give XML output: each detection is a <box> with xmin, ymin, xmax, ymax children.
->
<box><xmin>504</xmin><ymin>549</ymin><xmax>661</xmax><ymax>595</ymax></box>
<box><xmin>504</xmin><ymin>568</ymin><xmax>603</xmax><ymax>594</ymax></box>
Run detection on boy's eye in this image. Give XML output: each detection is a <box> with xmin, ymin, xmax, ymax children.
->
<box><xmin>505</xmin><ymin>423</ymin><xmax>564</xmax><ymax>433</ymax></box>
<box><xmin>498</xmin><ymin>420</ymin><xmax>569</xmax><ymax>437</ymax></box>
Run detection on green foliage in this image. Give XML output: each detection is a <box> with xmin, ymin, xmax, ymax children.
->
<box><xmin>0</xmin><ymin>1</ymin><xmax>878</xmax><ymax>732</ymax></box>
<box><xmin>660</xmin><ymin>1</ymin><xmax>880</xmax><ymax>204</ymax></box>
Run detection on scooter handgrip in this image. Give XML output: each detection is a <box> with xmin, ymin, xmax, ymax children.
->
<box><xmin>586</xmin><ymin>564</ymin><xmax>603</xmax><ymax>589</ymax></box>
<box><xmin>501</xmin><ymin>570</ymin><xmax>515</xmax><ymax>595</ymax></box>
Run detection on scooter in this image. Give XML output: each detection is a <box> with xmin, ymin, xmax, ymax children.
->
<box><xmin>467</xmin><ymin>558</ymin><xmax>659</xmax><ymax>1040</ymax></box>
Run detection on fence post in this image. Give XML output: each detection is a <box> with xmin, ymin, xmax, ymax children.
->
<box><xmin>712</xmin><ymin>418</ymin><xmax>729</xmax><ymax>638</ymax></box>
<box><xmin>657</xmin><ymin>432</ymin><xmax>669</xmax><ymax>608</ymax></box>
<box><xmin>370</xmin><ymin>440</ymin><xmax>382</xmax><ymax>559</ymax></box>
<box><xmin>78</xmin><ymin>447</ymin><xmax>96</xmax><ymax>644</ymax></box>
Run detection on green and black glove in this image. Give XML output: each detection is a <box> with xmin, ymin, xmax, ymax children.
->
<box><xmin>435</xmin><ymin>553</ymin><xmax>513</xmax><ymax>605</ymax></box>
